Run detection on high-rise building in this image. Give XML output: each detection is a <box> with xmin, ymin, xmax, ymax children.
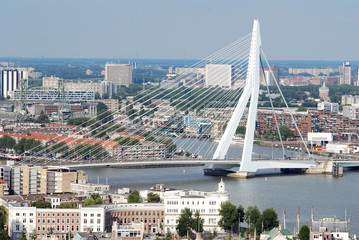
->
<box><xmin>260</xmin><ymin>65</ymin><xmax>279</xmax><ymax>86</ymax></box>
<box><xmin>0</xmin><ymin>69</ymin><xmax>28</xmax><ymax>98</ymax></box>
<box><xmin>205</xmin><ymin>64</ymin><xmax>233</xmax><ymax>88</ymax></box>
<box><xmin>342</xmin><ymin>62</ymin><xmax>351</xmax><ymax>85</ymax></box>
<box><xmin>105</xmin><ymin>63</ymin><xmax>132</xmax><ymax>87</ymax></box>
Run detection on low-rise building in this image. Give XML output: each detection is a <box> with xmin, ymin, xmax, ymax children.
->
<box><xmin>162</xmin><ymin>179</ymin><xmax>229</xmax><ymax>233</ymax></box>
<box><xmin>310</xmin><ymin>217</ymin><xmax>350</xmax><ymax>240</ymax></box>
<box><xmin>104</xmin><ymin>203</ymin><xmax>165</xmax><ymax>234</ymax></box>
<box><xmin>70</xmin><ymin>183</ymin><xmax>110</xmax><ymax>196</ymax></box>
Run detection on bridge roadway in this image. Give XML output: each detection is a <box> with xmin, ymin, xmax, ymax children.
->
<box><xmin>45</xmin><ymin>157</ymin><xmax>322</xmax><ymax>170</ymax></box>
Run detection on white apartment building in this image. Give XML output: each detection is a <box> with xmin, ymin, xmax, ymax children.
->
<box><xmin>80</xmin><ymin>206</ymin><xmax>105</xmax><ymax>233</ymax></box>
<box><xmin>317</xmin><ymin>102</ymin><xmax>339</xmax><ymax>112</ymax></box>
<box><xmin>5</xmin><ymin>202</ymin><xmax>105</xmax><ymax>240</ymax></box>
<box><xmin>162</xmin><ymin>179</ymin><xmax>229</xmax><ymax>233</ymax></box>
<box><xmin>342</xmin><ymin>105</ymin><xmax>357</xmax><ymax>119</ymax></box>
<box><xmin>205</xmin><ymin>64</ymin><xmax>233</xmax><ymax>88</ymax></box>
<box><xmin>8</xmin><ymin>205</ymin><xmax>37</xmax><ymax>240</ymax></box>
<box><xmin>105</xmin><ymin>63</ymin><xmax>132</xmax><ymax>87</ymax></box>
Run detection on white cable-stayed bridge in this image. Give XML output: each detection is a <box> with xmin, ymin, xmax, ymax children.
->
<box><xmin>16</xmin><ymin>19</ymin><xmax>339</xmax><ymax>177</ymax></box>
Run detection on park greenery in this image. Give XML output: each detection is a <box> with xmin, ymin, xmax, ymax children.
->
<box><xmin>84</xmin><ymin>193</ymin><xmax>105</xmax><ymax>206</ymax></box>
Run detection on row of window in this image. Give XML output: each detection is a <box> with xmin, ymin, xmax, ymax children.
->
<box><xmin>38</xmin><ymin>218</ymin><xmax>79</xmax><ymax>224</ymax></box>
<box><xmin>37</xmin><ymin>225</ymin><xmax>79</xmax><ymax>232</ymax></box>
<box><xmin>83</xmin><ymin>213</ymin><xmax>102</xmax><ymax>217</ymax></box>
<box><xmin>83</xmin><ymin>219</ymin><xmax>101</xmax><ymax>224</ymax></box>
<box><xmin>110</xmin><ymin>211</ymin><xmax>163</xmax><ymax>217</ymax></box>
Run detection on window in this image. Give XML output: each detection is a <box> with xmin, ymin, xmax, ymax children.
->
<box><xmin>84</xmin><ymin>219</ymin><xmax>87</xmax><ymax>224</ymax></box>
<box><xmin>97</xmin><ymin>214</ymin><xmax>101</xmax><ymax>217</ymax></box>
<box><xmin>30</xmin><ymin>219</ymin><xmax>33</xmax><ymax>223</ymax></box>
<box><xmin>97</xmin><ymin>226</ymin><xmax>101</xmax><ymax>232</ymax></box>
<box><xmin>90</xmin><ymin>219</ymin><xmax>94</xmax><ymax>224</ymax></box>
<box><xmin>30</xmin><ymin>213</ymin><xmax>33</xmax><ymax>216</ymax></box>
<box><xmin>16</xmin><ymin>213</ymin><xmax>20</xmax><ymax>216</ymax></box>
<box><xmin>91</xmin><ymin>214</ymin><xmax>94</xmax><ymax>217</ymax></box>
<box><xmin>23</xmin><ymin>213</ymin><xmax>26</xmax><ymax>216</ymax></box>
<box><xmin>84</xmin><ymin>213</ymin><xmax>87</xmax><ymax>217</ymax></box>
<box><xmin>23</xmin><ymin>219</ymin><xmax>26</xmax><ymax>223</ymax></box>
<box><xmin>97</xmin><ymin>219</ymin><xmax>101</xmax><ymax>224</ymax></box>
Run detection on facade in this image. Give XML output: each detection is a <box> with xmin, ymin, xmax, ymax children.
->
<box><xmin>261</xmin><ymin>65</ymin><xmax>279</xmax><ymax>86</ymax></box>
<box><xmin>342</xmin><ymin>62</ymin><xmax>351</xmax><ymax>85</ymax></box>
<box><xmin>105</xmin><ymin>64</ymin><xmax>132</xmax><ymax>87</ymax></box>
<box><xmin>317</xmin><ymin>102</ymin><xmax>339</xmax><ymax>112</ymax></box>
<box><xmin>307</xmin><ymin>132</ymin><xmax>333</xmax><ymax>147</ymax></box>
<box><xmin>310</xmin><ymin>217</ymin><xmax>350</xmax><ymax>240</ymax></box>
<box><xmin>6</xmin><ymin>203</ymin><xmax>105</xmax><ymax>240</ymax></box>
<box><xmin>163</xmin><ymin>179</ymin><xmax>229</xmax><ymax>233</ymax></box>
<box><xmin>1</xmin><ymin>69</ymin><xmax>28</xmax><ymax>98</ymax></box>
<box><xmin>10</xmin><ymin>166</ymin><xmax>86</xmax><ymax>195</ymax></box>
<box><xmin>182</xmin><ymin>116</ymin><xmax>211</xmax><ymax>135</ymax></box>
<box><xmin>342</xmin><ymin>106</ymin><xmax>358</xmax><ymax>120</ymax></box>
<box><xmin>319</xmin><ymin>82</ymin><xmax>329</xmax><ymax>100</ymax></box>
<box><xmin>288</xmin><ymin>68</ymin><xmax>337</xmax><ymax>76</ymax></box>
<box><xmin>256</xmin><ymin>110</ymin><xmax>313</xmax><ymax>138</ymax></box>
<box><xmin>70</xmin><ymin>183</ymin><xmax>110</xmax><ymax>195</ymax></box>
<box><xmin>13</xmin><ymin>89</ymin><xmax>95</xmax><ymax>101</ymax></box>
<box><xmin>113</xmin><ymin>142</ymin><xmax>166</xmax><ymax>161</ymax></box>
<box><xmin>205</xmin><ymin>64</ymin><xmax>233</xmax><ymax>88</ymax></box>
<box><xmin>104</xmin><ymin>203</ymin><xmax>164</xmax><ymax>234</ymax></box>
<box><xmin>341</xmin><ymin>95</ymin><xmax>359</xmax><ymax>107</ymax></box>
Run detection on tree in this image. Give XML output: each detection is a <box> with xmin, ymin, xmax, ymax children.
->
<box><xmin>236</xmin><ymin>126</ymin><xmax>246</xmax><ymax>135</ymax></box>
<box><xmin>0</xmin><ymin>206</ymin><xmax>7</xmax><ymax>231</ymax></box>
<box><xmin>244</xmin><ymin>206</ymin><xmax>261</xmax><ymax>236</ymax></box>
<box><xmin>261</xmin><ymin>208</ymin><xmax>279</xmax><ymax>231</ymax></box>
<box><xmin>218</xmin><ymin>201</ymin><xmax>239</xmax><ymax>232</ymax></box>
<box><xmin>0</xmin><ymin>135</ymin><xmax>16</xmax><ymax>150</ymax></box>
<box><xmin>97</xmin><ymin>102</ymin><xmax>108</xmax><ymax>112</ymax></box>
<box><xmin>84</xmin><ymin>193</ymin><xmax>105</xmax><ymax>206</ymax></box>
<box><xmin>237</xmin><ymin>205</ymin><xmax>245</xmax><ymax>223</ymax></box>
<box><xmin>176</xmin><ymin>208</ymin><xmax>194</xmax><ymax>237</ymax></box>
<box><xmin>18</xmin><ymin>237</ymin><xmax>27</xmax><ymax>240</ymax></box>
<box><xmin>297</xmin><ymin>106</ymin><xmax>307</xmax><ymax>112</ymax></box>
<box><xmin>193</xmin><ymin>211</ymin><xmax>204</xmax><ymax>233</ymax></box>
<box><xmin>128</xmin><ymin>190</ymin><xmax>141</xmax><ymax>203</ymax></box>
<box><xmin>36</xmin><ymin>110</ymin><xmax>50</xmax><ymax>123</ymax></box>
<box><xmin>146</xmin><ymin>192</ymin><xmax>161</xmax><ymax>203</ymax></box>
<box><xmin>299</xmin><ymin>225</ymin><xmax>310</xmax><ymax>240</ymax></box>
<box><xmin>0</xmin><ymin>231</ymin><xmax>9</xmax><ymax>240</ymax></box>
<box><xmin>31</xmin><ymin>199</ymin><xmax>51</xmax><ymax>208</ymax></box>
<box><xmin>279</xmin><ymin>126</ymin><xmax>295</xmax><ymax>140</ymax></box>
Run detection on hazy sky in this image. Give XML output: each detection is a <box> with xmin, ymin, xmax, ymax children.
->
<box><xmin>1</xmin><ymin>0</ymin><xmax>358</xmax><ymax>60</ymax></box>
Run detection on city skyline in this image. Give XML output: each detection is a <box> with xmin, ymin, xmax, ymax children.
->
<box><xmin>0</xmin><ymin>0</ymin><xmax>358</xmax><ymax>60</ymax></box>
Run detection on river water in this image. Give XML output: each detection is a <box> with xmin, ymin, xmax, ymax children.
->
<box><xmin>83</xmin><ymin>138</ymin><xmax>359</xmax><ymax>235</ymax></box>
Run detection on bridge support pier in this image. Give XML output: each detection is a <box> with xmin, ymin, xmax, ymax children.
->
<box><xmin>227</xmin><ymin>171</ymin><xmax>256</xmax><ymax>178</ymax></box>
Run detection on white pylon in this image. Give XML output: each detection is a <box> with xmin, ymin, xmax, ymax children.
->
<box><xmin>213</xmin><ymin>19</ymin><xmax>262</xmax><ymax>173</ymax></box>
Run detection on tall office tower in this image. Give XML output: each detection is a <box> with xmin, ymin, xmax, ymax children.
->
<box><xmin>0</xmin><ymin>69</ymin><xmax>28</xmax><ymax>98</ymax></box>
<box><xmin>260</xmin><ymin>65</ymin><xmax>279</xmax><ymax>86</ymax></box>
<box><xmin>205</xmin><ymin>64</ymin><xmax>233</xmax><ymax>88</ymax></box>
<box><xmin>105</xmin><ymin>63</ymin><xmax>132</xmax><ymax>87</ymax></box>
<box><xmin>342</xmin><ymin>62</ymin><xmax>352</xmax><ymax>85</ymax></box>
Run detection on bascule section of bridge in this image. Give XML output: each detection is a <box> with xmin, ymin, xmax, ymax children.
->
<box><xmin>16</xmin><ymin>20</ymin><xmax>316</xmax><ymax>177</ymax></box>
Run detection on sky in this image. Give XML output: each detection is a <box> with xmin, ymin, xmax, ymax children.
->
<box><xmin>1</xmin><ymin>0</ymin><xmax>359</xmax><ymax>60</ymax></box>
